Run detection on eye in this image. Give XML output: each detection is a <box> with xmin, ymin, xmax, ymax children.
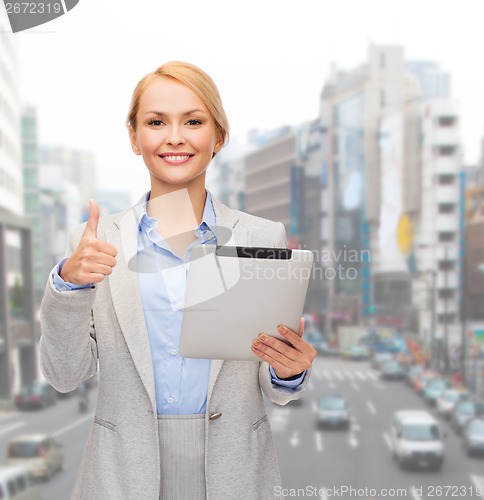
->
<box><xmin>186</xmin><ymin>119</ymin><xmax>202</xmax><ymax>126</ymax></box>
<box><xmin>148</xmin><ymin>119</ymin><xmax>164</xmax><ymax>126</ymax></box>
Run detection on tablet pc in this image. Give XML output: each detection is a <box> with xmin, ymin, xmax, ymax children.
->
<box><xmin>178</xmin><ymin>245</ymin><xmax>314</xmax><ymax>361</ymax></box>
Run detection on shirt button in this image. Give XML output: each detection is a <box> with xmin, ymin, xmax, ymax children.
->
<box><xmin>167</xmin><ymin>397</ymin><xmax>174</xmax><ymax>404</ymax></box>
<box><xmin>170</xmin><ymin>348</ymin><xmax>177</xmax><ymax>356</ymax></box>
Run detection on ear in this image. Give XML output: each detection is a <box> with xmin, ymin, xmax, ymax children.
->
<box><xmin>128</xmin><ymin>125</ymin><xmax>141</xmax><ymax>155</ymax></box>
<box><xmin>213</xmin><ymin>132</ymin><xmax>224</xmax><ymax>156</ymax></box>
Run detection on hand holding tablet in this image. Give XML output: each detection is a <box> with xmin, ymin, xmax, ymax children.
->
<box><xmin>179</xmin><ymin>245</ymin><xmax>314</xmax><ymax>361</ymax></box>
<box><xmin>252</xmin><ymin>317</ymin><xmax>317</xmax><ymax>379</ymax></box>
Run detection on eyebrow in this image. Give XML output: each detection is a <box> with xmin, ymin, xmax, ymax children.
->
<box><xmin>144</xmin><ymin>109</ymin><xmax>207</xmax><ymax>117</ymax></box>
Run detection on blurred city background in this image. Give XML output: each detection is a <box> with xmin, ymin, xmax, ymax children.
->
<box><xmin>1</xmin><ymin>1</ymin><xmax>484</xmax><ymax>499</ymax></box>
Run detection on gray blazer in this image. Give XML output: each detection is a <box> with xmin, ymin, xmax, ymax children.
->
<box><xmin>39</xmin><ymin>190</ymin><xmax>310</xmax><ymax>499</ymax></box>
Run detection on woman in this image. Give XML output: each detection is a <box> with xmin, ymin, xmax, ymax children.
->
<box><xmin>40</xmin><ymin>61</ymin><xmax>316</xmax><ymax>500</ymax></box>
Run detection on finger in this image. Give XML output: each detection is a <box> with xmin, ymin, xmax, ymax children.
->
<box><xmin>298</xmin><ymin>317</ymin><xmax>305</xmax><ymax>337</ymax></box>
<box><xmin>85</xmin><ymin>263</ymin><xmax>114</xmax><ymax>276</ymax></box>
<box><xmin>256</xmin><ymin>334</ymin><xmax>300</xmax><ymax>362</ymax></box>
<box><xmin>92</xmin><ymin>253</ymin><xmax>117</xmax><ymax>269</ymax></box>
<box><xmin>277</xmin><ymin>325</ymin><xmax>306</xmax><ymax>351</ymax></box>
<box><xmin>86</xmin><ymin>273</ymin><xmax>107</xmax><ymax>284</ymax></box>
<box><xmin>251</xmin><ymin>343</ymin><xmax>291</xmax><ymax>371</ymax></box>
<box><xmin>95</xmin><ymin>240</ymin><xmax>118</xmax><ymax>258</ymax></box>
<box><xmin>84</xmin><ymin>199</ymin><xmax>99</xmax><ymax>238</ymax></box>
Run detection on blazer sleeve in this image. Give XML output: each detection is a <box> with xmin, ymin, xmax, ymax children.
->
<box><xmin>258</xmin><ymin>221</ymin><xmax>312</xmax><ymax>405</ymax></box>
<box><xmin>39</xmin><ymin>222</ymin><xmax>99</xmax><ymax>393</ymax></box>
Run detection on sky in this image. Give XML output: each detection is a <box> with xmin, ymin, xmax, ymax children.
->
<box><xmin>14</xmin><ymin>0</ymin><xmax>484</xmax><ymax>204</ymax></box>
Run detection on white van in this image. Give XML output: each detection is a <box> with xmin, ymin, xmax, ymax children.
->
<box><xmin>390</xmin><ymin>410</ymin><xmax>444</xmax><ymax>470</ymax></box>
<box><xmin>0</xmin><ymin>465</ymin><xmax>42</xmax><ymax>500</ymax></box>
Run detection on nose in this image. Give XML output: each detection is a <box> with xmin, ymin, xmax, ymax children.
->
<box><xmin>165</xmin><ymin>125</ymin><xmax>185</xmax><ymax>146</ymax></box>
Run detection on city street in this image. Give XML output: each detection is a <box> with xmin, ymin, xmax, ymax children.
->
<box><xmin>271</xmin><ymin>357</ymin><xmax>484</xmax><ymax>499</ymax></box>
<box><xmin>0</xmin><ymin>392</ymin><xmax>94</xmax><ymax>500</ymax></box>
<box><xmin>1</xmin><ymin>358</ymin><xmax>484</xmax><ymax>499</ymax></box>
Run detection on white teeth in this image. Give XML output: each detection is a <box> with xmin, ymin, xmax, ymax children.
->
<box><xmin>163</xmin><ymin>155</ymin><xmax>190</xmax><ymax>161</ymax></box>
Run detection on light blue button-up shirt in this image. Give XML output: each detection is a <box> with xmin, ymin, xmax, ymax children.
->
<box><xmin>53</xmin><ymin>190</ymin><xmax>306</xmax><ymax>415</ymax></box>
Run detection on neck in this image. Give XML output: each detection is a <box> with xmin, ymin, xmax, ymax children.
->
<box><xmin>146</xmin><ymin>183</ymin><xmax>207</xmax><ymax>238</ymax></box>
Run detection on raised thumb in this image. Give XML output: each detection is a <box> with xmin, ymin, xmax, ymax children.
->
<box><xmin>84</xmin><ymin>199</ymin><xmax>99</xmax><ymax>238</ymax></box>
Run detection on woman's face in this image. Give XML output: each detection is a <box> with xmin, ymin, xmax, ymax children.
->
<box><xmin>129</xmin><ymin>77</ymin><xmax>223</xmax><ymax>193</ymax></box>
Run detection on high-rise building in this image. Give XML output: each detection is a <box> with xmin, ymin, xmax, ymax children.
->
<box><xmin>318</xmin><ymin>46</ymin><xmax>464</xmax><ymax>363</ymax></box>
<box><xmin>1</xmin><ymin>11</ymin><xmax>38</xmax><ymax>402</ymax></box>
<box><xmin>413</xmin><ymin>99</ymin><xmax>463</xmax><ymax>363</ymax></box>
<box><xmin>319</xmin><ymin>45</ymin><xmax>421</xmax><ymax>334</ymax></box>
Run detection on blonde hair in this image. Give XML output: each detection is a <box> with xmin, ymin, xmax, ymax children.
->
<box><xmin>126</xmin><ymin>61</ymin><xmax>230</xmax><ymax>147</ymax></box>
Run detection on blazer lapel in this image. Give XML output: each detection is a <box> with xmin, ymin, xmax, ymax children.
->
<box><xmin>109</xmin><ymin>201</ymin><xmax>158</xmax><ymax>411</ymax></box>
<box><xmin>108</xmin><ymin>191</ymin><xmax>247</xmax><ymax>412</ymax></box>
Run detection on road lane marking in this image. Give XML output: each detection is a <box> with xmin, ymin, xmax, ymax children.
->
<box><xmin>322</xmin><ymin>371</ymin><xmax>332</xmax><ymax>379</ymax></box>
<box><xmin>383</xmin><ymin>432</ymin><xmax>392</xmax><ymax>450</ymax></box>
<box><xmin>355</xmin><ymin>371</ymin><xmax>367</xmax><ymax>380</ymax></box>
<box><xmin>334</xmin><ymin>371</ymin><xmax>343</xmax><ymax>380</ymax></box>
<box><xmin>314</xmin><ymin>371</ymin><xmax>323</xmax><ymax>380</ymax></box>
<box><xmin>470</xmin><ymin>475</ymin><xmax>484</xmax><ymax>498</ymax></box>
<box><xmin>367</xmin><ymin>372</ymin><xmax>378</xmax><ymax>380</ymax></box>
<box><xmin>351</xmin><ymin>381</ymin><xmax>360</xmax><ymax>390</ymax></box>
<box><xmin>315</xmin><ymin>430</ymin><xmax>323</xmax><ymax>452</ymax></box>
<box><xmin>366</xmin><ymin>401</ymin><xmax>376</xmax><ymax>414</ymax></box>
<box><xmin>0</xmin><ymin>420</ymin><xmax>26</xmax><ymax>437</ymax></box>
<box><xmin>52</xmin><ymin>412</ymin><xmax>95</xmax><ymax>438</ymax></box>
<box><xmin>344</xmin><ymin>371</ymin><xmax>355</xmax><ymax>380</ymax></box>
<box><xmin>349</xmin><ymin>433</ymin><xmax>358</xmax><ymax>447</ymax></box>
<box><xmin>289</xmin><ymin>430</ymin><xmax>299</xmax><ymax>447</ymax></box>
<box><xmin>0</xmin><ymin>412</ymin><xmax>20</xmax><ymax>425</ymax></box>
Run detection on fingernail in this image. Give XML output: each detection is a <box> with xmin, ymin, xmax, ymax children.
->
<box><xmin>278</xmin><ymin>326</ymin><xmax>286</xmax><ymax>333</ymax></box>
<box><xmin>259</xmin><ymin>334</ymin><xmax>268</xmax><ymax>341</ymax></box>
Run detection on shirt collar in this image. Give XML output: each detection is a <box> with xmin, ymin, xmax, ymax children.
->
<box><xmin>138</xmin><ymin>189</ymin><xmax>217</xmax><ymax>243</ymax></box>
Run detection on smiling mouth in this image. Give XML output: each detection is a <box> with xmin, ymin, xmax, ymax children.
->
<box><xmin>158</xmin><ymin>154</ymin><xmax>194</xmax><ymax>162</ymax></box>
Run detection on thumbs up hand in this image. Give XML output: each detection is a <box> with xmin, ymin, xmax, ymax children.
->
<box><xmin>60</xmin><ymin>200</ymin><xmax>118</xmax><ymax>285</ymax></box>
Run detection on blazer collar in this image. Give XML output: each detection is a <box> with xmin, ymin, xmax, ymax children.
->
<box><xmin>109</xmin><ymin>189</ymin><xmax>246</xmax><ymax>413</ymax></box>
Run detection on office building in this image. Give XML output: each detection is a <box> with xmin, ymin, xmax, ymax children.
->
<box><xmin>1</xmin><ymin>11</ymin><xmax>37</xmax><ymax>401</ymax></box>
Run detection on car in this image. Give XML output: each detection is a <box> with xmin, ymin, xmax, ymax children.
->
<box><xmin>340</xmin><ymin>345</ymin><xmax>370</xmax><ymax>361</ymax></box>
<box><xmin>14</xmin><ymin>382</ymin><xmax>57</xmax><ymax>410</ymax></box>
<box><xmin>436</xmin><ymin>389</ymin><xmax>466</xmax><ymax>419</ymax></box>
<box><xmin>422</xmin><ymin>377</ymin><xmax>450</xmax><ymax>406</ymax></box>
<box><xmin>389</xmin><ymin>410</ymin><xmax>444</xmax><ymax>471</ymax></box>
<box><xmin>0</xmin><ymin>465</ymin><xmax>42</xmax><ymax>500</ymax></box>
<box><xmin>371</xmin><ymin>352</ymin><xmax>393</xmax><ymax>371</ymax></box>
<box><xmin>405</xmin><ymin>364</ymin><xmax>424</xmax><ymax>387</ymax></box>
<box><xmin>316</xmin><ymin>395</ymin><xmax>350</xmax><ymax>429</ymax></box>
<box><xmin>462</xmin><ymin>417</ymin><xmax>484</xmax><ymax>456</ymax></box>
<box><xmin>6</xmin><ymin>434</ymin><xmax>64</xmax><ymax>482</ymax></box>
<box><xmin>450</xmin><ymin>399</ymin><xmax>484</xmax><ymax>435</ymax></box>
<box><xmin>412</xmin><ymin>370</ymin><xmax>438</xmax><ymax>394</ymax></box>
<box><xmin>380</xmin><ymin>360</ymin><xmax>405</xmax><ymax>380</ymax></box>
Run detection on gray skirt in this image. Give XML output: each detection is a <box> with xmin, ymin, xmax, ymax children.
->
<box><xmin>157</xmin><ymin>413</ymin><xmax>206</xmax><ymax>500</ymax></box>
